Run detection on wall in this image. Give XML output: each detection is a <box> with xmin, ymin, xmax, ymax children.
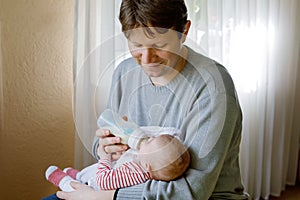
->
<box><xmin>0</xmin><ymin>0</ymin><xmax>75</xmax><ymax>199</ymax></box>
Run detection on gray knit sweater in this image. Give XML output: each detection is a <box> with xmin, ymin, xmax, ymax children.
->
<box><xmin>93</xmin><ymin>47</ymin><xmax>249</xmax><ymax>200</ymax></box>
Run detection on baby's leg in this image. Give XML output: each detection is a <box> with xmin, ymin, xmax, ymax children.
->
<box><xmin>74</xmin><ymin>163</ymin><xmax>98</xmax><ymax>189</ymax></box>
<box><xmin>45</xmin><ymin>166</ymin><xmax>78</xmax><ymax>192</ymax></box>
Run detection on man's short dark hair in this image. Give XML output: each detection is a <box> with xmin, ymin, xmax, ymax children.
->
<box><xmin>119</xmin><ymin>0</ymin><xmax>188</xmax><ymax>38</ymax></box>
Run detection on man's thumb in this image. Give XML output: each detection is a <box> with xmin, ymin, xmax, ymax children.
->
<box><xmin>70</xmin><ymin>181</ymin><xmax>81</xmax><ymax>189</ymax></box>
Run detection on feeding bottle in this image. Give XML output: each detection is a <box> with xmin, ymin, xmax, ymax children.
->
<box><xmin>97</xmin><ymin>109</ymin><xmax>145</xmax><ymax>148</ymax></box>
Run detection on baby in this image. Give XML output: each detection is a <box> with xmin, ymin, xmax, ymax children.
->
<box><xmin>46</xmin><ymin>109</ymin><xmax>190</xmax><ymax>191</ymax></box>
<box><xmin>46</xmin><ymin>127</ymin><xmax>190</xmax><ymax>191</ymax></box>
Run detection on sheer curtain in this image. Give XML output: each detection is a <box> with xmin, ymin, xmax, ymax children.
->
<box><xmin>73</xmin><ymin>0</ymin><xmax>300</xmax><ymax>199</ymax></box>
<box><xmin>73</xmin><ymin>0</ymin><xmax>125</xmax><ymax>167</ymax></box>
<box><xmin>187</xmin><ymin>1</ymin><xmax>300</xmax><ymax>199</ymax></box>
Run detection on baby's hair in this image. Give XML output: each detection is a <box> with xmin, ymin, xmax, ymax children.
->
<box><xmin>149</xmin><ymin>134</ymin><xmax>190</xmax><ymax>181</ymax></box>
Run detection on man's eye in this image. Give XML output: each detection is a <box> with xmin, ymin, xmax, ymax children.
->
<box><xmin>131</xmin><ymin>43</ymin><xmax>142</xmax><ymax>48</ymax></box>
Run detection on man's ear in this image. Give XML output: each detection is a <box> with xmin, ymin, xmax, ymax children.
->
<box><xmin>181</xmin><ymin>20</ymin><xmax>191</xmax><ymax>43</ymax></box>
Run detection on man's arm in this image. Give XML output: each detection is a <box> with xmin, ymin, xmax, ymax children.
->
<box><xmin>115</xmin><ymin>94</ymin><xmax>244</xmax><ymax>199</ymax></box>
<box><xmin>56</xmin><ymin>182</ymin><xmax>115</xmax><ymax>200</ymax></box>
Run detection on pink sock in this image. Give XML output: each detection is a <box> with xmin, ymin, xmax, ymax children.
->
<box><xmin>45</xmin><ymin>166</ymin><xmax>68</xmax><ymax>187</ymax></box>
<box><xmin>63</xmin><ymin>167</ymin><xmax>80</xmax><ymax>180</ymax></box>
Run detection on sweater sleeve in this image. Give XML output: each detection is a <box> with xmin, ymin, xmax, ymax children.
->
<box><xmin>96</xmin><ymin>159</ymin><xmax>151</xmax><ymax>190</ymax></box>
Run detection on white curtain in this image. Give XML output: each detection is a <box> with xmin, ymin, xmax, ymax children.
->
<box><xmin>73</xmin><ymin>0</ymin><xmax>300</xmax><ymax>199</ymax></box>
<box><xmin>0</xmin><ymin>22</ymin><xmax>3</xmax><ymax>131</ymax></box>
<box><xmin>73</xmin><ymin>0</ymin><xmax>125</xmax><ymax>168</ymax></box>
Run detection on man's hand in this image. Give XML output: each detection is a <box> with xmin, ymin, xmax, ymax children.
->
<box><xmin>56</xmin><ymin>182</ymin><xmax>115</xmax><ymax>200</ymax></box>
<box><xmin>96</xmin><ymin>128</ymin><xmax>129</xmax><ymax>161</ymax></box>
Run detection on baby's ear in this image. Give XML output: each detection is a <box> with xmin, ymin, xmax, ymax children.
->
<box><xmin>145</xmin><ymin>163</ymin><xmax>151</xmax><ymax>171</ymax></box>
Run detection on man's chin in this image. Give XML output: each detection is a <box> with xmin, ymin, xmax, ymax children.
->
<box><xmin>143</xmin><ymin>69</ymin><xmax>162</xmax><ymax>78</ymax></box>
<box><xmin>146</xmin><ymin>72</ymin><xmax>162</xmax><ymax>78</ymax></box>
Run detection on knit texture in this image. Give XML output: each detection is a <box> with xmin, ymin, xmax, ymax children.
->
<box><xmin>93</xmin><ymin>46</ymin><xmax>248</xmax><ymax>199</ymax></box>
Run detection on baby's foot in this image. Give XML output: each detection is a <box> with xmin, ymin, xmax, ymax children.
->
<box><xmin>63</xmin><ymin>167</ymin><xmax>80</xmax><ymax>179</ymax></box>
<box><xmin>45</xmin><ymin>166</ymin><xmax>77</xmax><ymax>192</ymax></box>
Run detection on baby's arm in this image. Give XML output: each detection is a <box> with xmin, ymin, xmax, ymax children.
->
<box><xmin>96</xmin><ymin>159</ymin><xmax>151</xmax><ymax>190</ymax></box>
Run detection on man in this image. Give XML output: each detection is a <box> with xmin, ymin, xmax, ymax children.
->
<box><xmin>50</xmin><ymin>0</ymin><xmax>249</xmax><ymax>199</ymax></box>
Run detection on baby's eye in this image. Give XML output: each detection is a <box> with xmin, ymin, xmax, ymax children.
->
<box><xmin>146</xmin><ymin>137</ymin><xmax>155</xmax><ymax>143</ymax></box>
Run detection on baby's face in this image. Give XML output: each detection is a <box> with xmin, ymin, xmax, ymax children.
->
<box><xmin>139</xmin><ymin>137</ymin><xmax>158</xmax><ymax>159</ymax></box>
<box><xmin>138</xmin><ymin>136</ymin><xmax>177</xmax><ymax>171</ymax></box>
<box><xmin>138</xmin><ymin>137</ymin><xmax>160</xmax><ymax>170</ymax></box>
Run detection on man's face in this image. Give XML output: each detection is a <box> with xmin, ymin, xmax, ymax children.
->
<box><xmin>127</xmin><ymin>27</ymin><xmax>186</xmax><ymax>82</ymax></box>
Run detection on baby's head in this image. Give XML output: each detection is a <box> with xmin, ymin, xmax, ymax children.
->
<box><xmin>138</xmin><ymin>134</ymin><xmax>190</xmax><ymax>181</ymax></box>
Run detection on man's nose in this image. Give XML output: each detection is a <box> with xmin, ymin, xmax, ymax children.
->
<box><xmin>141</xmin><ymin>48</ymin><xmax>155</xmax><ymax>64</ymax></box>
